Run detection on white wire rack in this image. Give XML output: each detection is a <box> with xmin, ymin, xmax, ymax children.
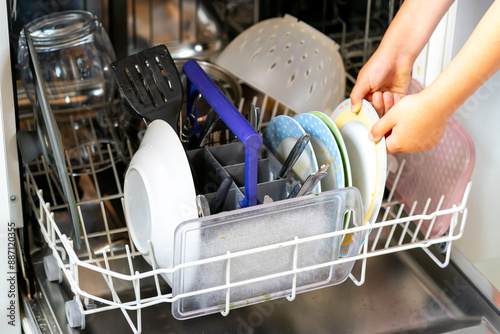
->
<box><xmin>18</xmin><ymin>1</ymin><xmax>471</xmax><ymax>331</ymax></box>
<box><xmin>22</xmin><ymin>115</ymin><xmax>472</xmax><ymax>332</ymax></box>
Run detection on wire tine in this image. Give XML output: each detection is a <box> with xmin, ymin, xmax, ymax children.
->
<box><xmin>77</xmin><ymin>205</ymin><xmax>93</xmax><ymax>261</ymax></box>
<box><xmin>121</xmin><ymin>197</ymin><xmax>137</xmax><ymax>254</ymax></box>
<box><xmin>107</xmin><ymin>143</ymin><xmax>123</xmax><ymax>195</ymax></box>
<box><xmin>126</xmin><ymin>137</ymin><xmax>134</xmax><ymax>160</ymax></box>
<box><xmin>259</xmin><ymin>94</ymin><xmax>269</xmax><ymax>131</ymax></box>
<box><xmin>371</xmin><ymin>206</ymin><xmax>390</xmax><ymax>251</ymax></box>
<box><xmin>287</xmin><ymin>236</ymin><xmax>299</xmax><ymax>302</ymax></box>
<box><xmin>125</xmin><ymin>245</ymin><xmax>135</xmax><ymax>276</ymax></box>
<box><xmin>64</xmin><ymin>149</ymin><xmax>81</xmax><ymax>203</ymax></box>
<box><xmin>88</xmin><ymin>112</ymin><xmax>104</xmax><ymax>163</ymax></box>
<box><xmin>388</xmin><ymin>159</ymin><xmax>406</xmax><ymax>202</ymax></box>
<box><xmin>221</xmin><ymin>251</ymin><xmax>231</xmax><ymax>317</ymax></box>
<box><xmin>70</xmin><ymin>114</ymin><xmax>84</xmax><ymax>166</ymax></box>
<box><xmin>384</xmin><ymin>204</ymin><xmax>405</xmax><ymax>249</ymax></box>
<box><xmin>100</xmin><ymin>201</ymin><xmax>114</xmax><ymax>257</ymax></box>
<box><xmin>135</xmin><ymin>270</ymin><xmax>142</xmax><ymax>333</ymax></box>
<box><xmin>101</xmin><ymin>252</ymin><xmax>117</xmax><ymax>301</ymax></box>
<box><xmin>412</xmin><ymin>198</ymin><xmax>431</xmax><ymax>242</ymax></box>
<box><xmin>363</xmin><ymin>0</ymin><xmax>372</xmax><ymax>63</ymax></box>
<box><xmin>147</xmin><ymin>241</ymin><xmax>162</xmax><ymax>296</ymax></box>
<box><xmin>398</xmin><ymin>201</ymin><xmax>418</xmax><ymax>245</ymax></box>
<box><xmin>424</xmin><ymin>195</ymin><xmax>445</xmax><ymax>239</ymax></box>
<box><xmin>86</xmin><ymin>145</ymin><xmax>102</xmax><ymax>198</ymax></box>
<box><xmin>237</xmin><ymin>96</ymin><xmax>245</xmax><ymax>113</ymax></box>
<box><xmin>40</xmin><ymin>155</ymin><xmax>58</xmax><ymax>205</ymax></box>
<box><xmin>97</xmin><ymin>257</ymin><xmax>141</xmax><ymax>332</ymax></box>
<box><xmin>283</xmin><ymin>106</ymin><xmax>290</xmax><ymax>116</ymax></box>
<box><xmin>270</xmin><ymin>100</ymin><xmax>279</xmax><ymax>120</ymax></box>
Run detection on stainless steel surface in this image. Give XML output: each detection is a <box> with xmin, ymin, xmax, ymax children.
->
<box><xmin>127</xmin><ymin>0</ymin><xmax>226</xmax><ymax>59</ymax></box>
<box><xmin>290</xmin><ymin>164</ymin><xmax>328</xmax><ymax>198</ymax></box>
<box><xmin>451</xmin><ymin>247</ymin><xmax>500</xmax><ymax>314</ymax></box>
<box><xmin>23</xmin><ymin>246</ymin><xmax>500</xmax><ymax>333</ymax></box>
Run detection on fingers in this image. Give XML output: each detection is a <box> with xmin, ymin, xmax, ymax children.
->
<box><xmin>371</xmin><ymin>92</ymin><xmax>384</xmax><ymax>117</ymax></box>
<box><xmin>384</xmin><ymin>135</ymin><xmax>401</xmax><ymax>155</ymax></box>
<box><xmin>368</xmin><ymin>113</ymin><xmax>396</xmax><ymax>143</ymax></box>
<box><xmin>383</xmin><ymin>91</ymin><xmax>394</xmax><ymax>112</ymax></box>
<box><xmin>350</xmin><ymin>77</ymin><xmax>371</xmax><ymax>113</ymax></box>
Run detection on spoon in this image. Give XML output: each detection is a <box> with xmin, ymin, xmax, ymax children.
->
<box><xmin>288</xmin><ymin>164</ymin><xmax>329</xmax><ymax>198</ymax></box>
<box><xmin>196</xmin><ymin>194</ymin><xmax>211</xmax><ymax>217</ymax></box>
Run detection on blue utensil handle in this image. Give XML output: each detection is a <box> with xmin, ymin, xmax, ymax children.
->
<box><xmin>183</xmin><ymin>60</ymin><xmax>262</xmax><ymax>207</ymax></box>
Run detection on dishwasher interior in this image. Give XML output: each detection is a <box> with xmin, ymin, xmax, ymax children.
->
<box><xmin>10</xmin><ymin>1</ymin><xmax>500</xmax><ymax>333</ymax></box>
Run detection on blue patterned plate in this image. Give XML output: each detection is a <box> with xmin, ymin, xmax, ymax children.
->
<box><xmin>294</xmin><ymin>113</ymin><xmax>344</xmax><ymax>191</ymax></box>
<box><xmin>263</xmin><ymin>115</ymin><xmax>320</xmax><ymax>194</ymax></box>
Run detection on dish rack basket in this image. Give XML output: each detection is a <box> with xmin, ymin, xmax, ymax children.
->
<box><xmin>20</xmin><ymin>72</ymin><xmax>474</xmax><ymax>332</ymax></box>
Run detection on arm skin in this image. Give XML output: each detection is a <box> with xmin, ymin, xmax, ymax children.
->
<box><xmin>368</xmin><ymin>0</ymin><xmax>500</xmax><ymax>153</ymax></box>
<box><xmin>350</xmin><ymin>0</ymin><xmax>455</xmax><ymax>115</ymax></box>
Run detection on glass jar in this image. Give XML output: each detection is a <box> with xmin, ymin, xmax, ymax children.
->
<box><xmin>18</xmin><ymin>10</ymin><xmax>116</xmax><ymax>110</ymax></box>
<box><xmin>18</xmin><ymin>10</ymin><xmax>126</xmax><ymax>176</ymax></box>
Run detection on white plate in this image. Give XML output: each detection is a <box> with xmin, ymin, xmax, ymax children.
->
<box><xmin>330</xmin><ymin>99</ymin><xmax>386</xmax><ymax>254</ymax></box>
<box><xmin>294</xmin><ymin>113</ymin><xmax>344</xmax><ymax>191</ymax></box>
<box><xmin>124</xmin><ymin>120</ymin><xmax>199</xmax><ymax>285</ymax></box>
<box><xmin>330</xmin><ymin>99</ymin><xmax>386</xmax><ymax>225</ymax></box>
<box><xmin>263</xmin><ymin>115</ymin><xmax>320</xmax><ymax>193</ymax></box>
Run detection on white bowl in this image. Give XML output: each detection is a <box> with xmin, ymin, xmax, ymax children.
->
<box><xmin>124</xmin><ymin>120</ymin><xmax>198</xmax><ymax>284</ymax></box>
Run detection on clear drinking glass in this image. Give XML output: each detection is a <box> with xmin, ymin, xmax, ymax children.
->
<box><xmin>18</xmin><ymin>10</ymin><xmax>124</xmax><ymax>175</ymax></box>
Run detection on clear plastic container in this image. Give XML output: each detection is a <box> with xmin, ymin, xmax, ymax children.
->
<box><xmin>171</xmin><ymin>187</ymin><xmax>363</xmax><ymax>320</ymax></box>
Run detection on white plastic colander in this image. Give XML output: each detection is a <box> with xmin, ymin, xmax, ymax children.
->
<box><xmin>216</xmin><ymin>14</ymin><xmax>345</xmax><ymax>114</ymax></box>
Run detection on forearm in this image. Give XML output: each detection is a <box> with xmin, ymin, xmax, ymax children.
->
<box><xmin>422</xmin><ymin>0</ymin><xmax>500</xmax><ymax>119</ymax></box>
<box><xmin>379</xmin><ymin>0</ymin><xmax>455</xmax><ymax>66</ymax></box>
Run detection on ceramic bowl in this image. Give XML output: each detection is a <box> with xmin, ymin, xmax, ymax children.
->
<box><xmin>124</xmin><ymin>120</ymin><xmax>198</xmax><ymax>283</ymax></box>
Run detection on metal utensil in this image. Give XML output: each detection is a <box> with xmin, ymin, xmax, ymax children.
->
<box><xmin>111</xmin><ymin>45</ymin><xmax>184</xmax><ymax>134</ymax></box>
<box><xmin>197</xmin><ymin>108</ymin><xmax>221</xmax><ymax>148</ymax></box>
<box><xmin>277</xmin><ymin>132</ymin><xmax>311</xmax><ymax>179</ymax></box>
<box><xmin>288</xmin><ymin>164</ymin><xmax>329</xmax><ymax>198</ymax></box>
<box><xmin>247</xmin><ymin>104</ymin><xmax>260</xmax><ymax>131</ymax></box>
<box><xmin>196</xmin><ymin>195</ymin><xmax>210</xmax><ymax>217</ymax></box>
<box><xmin>210</xmin><ymin>170</ymin><xmax>232</xmax><ymax>214</ymax></box>
<box><xmin>181</xmin><ymin>114</ymin><xmax>196</xmax><ymax>148</ymax></box>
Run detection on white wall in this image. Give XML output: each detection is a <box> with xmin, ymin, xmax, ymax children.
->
<box><xmin>448</xmin><ymin>0</ymin><xmax>500</xmax><ymax>264</ymax></box>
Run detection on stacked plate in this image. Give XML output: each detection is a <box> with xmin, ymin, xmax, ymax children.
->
<box><xmin>263</xmin><ymin>98</ymin><xmax>387</xmax><ymax>255</ymax></box>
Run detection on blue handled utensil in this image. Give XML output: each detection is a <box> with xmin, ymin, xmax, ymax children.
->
<box><xmin>183</xmin><ymin>60</ymin><xmax>262</xmax><ymax>207</ymax></box>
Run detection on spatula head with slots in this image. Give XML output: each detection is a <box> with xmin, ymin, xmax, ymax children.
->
<box><xmin>111</xmin><ymin>45</ymin><xmax>183</xmax><ymax>133</ymax></box>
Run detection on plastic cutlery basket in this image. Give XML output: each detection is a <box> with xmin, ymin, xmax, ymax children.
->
<box><xmin>169</xmin><ymin>60</ymin><xmax>363</xmax><ymax>319</ymax></box>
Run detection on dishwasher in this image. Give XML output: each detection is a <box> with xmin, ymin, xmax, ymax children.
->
<box><xmin>1</xmin><ymin>1</ymin><xmax>500</xmax><ymax>333</ymax></box>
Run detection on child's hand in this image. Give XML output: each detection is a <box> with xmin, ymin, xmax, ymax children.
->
<box><xmin>368</xmin><ymin>93</ymin><xmax>450</xmax><ymax>154</ymax></box>
<box><xmin>350</xmin><ymin>49</ymin><xmax>413</xmax><ymax>117</ymax></box>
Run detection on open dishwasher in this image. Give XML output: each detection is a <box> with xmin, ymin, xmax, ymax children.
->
<box><xmin>1</xmin><ymin>0</ymin><xmax>500</xmax><ymax>333</ymax></box>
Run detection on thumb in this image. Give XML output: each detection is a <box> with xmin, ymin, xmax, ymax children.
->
<box><xmin>368</xmin><ymin>114</ymin><xmax>395</xmax><ymax>142</ymax></box>
<box><xmin>350</xmin><ymin>77</ymin><xmax>371</xmax><ymax>113</ymax></box>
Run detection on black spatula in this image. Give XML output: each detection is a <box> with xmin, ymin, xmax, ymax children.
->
<box><xmin>111</xmin><ymin>45</ymin><xmax>183</xmax><ymax>133</ymax></box>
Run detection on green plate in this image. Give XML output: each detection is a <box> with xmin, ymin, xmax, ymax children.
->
<box><xmin>309</xmin><ymin>111</ymin><xmax>352</xmax><ymax>188</ymax></box>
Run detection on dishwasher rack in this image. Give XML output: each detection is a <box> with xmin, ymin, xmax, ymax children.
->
<box><xmin>20</xmin><ymin>84</ymin><xmax>472</xmax><ymax>331</ymax></box>
<box><xmin>16</xmin><ymin>1</ymin><xmax>474</xmax><ymax>331</ymax></box>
